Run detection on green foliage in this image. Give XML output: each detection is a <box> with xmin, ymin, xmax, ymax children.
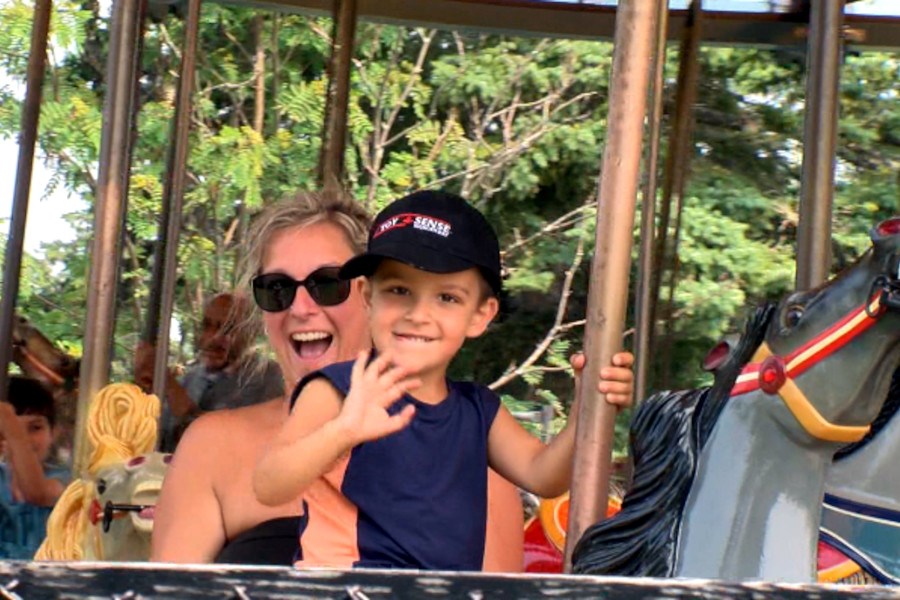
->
<box><xmin>1</xmin><ymin>9</ymin><xmax>897</xmax><ymax>458</ymax></box>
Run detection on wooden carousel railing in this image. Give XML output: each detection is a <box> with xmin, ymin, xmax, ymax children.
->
<box><xmin>0</xmin><ymin>560</ymin><xmax>897</xmax><ymax>599</ymax></box>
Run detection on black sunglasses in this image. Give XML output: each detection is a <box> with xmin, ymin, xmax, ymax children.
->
<box><xmin>252</xmin><ymin>267</ymin><xmax>351</xmax><ymax>312</ymax></box>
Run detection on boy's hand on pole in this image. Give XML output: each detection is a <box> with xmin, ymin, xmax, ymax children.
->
<box><xmin>336</xmin><ymin>349</ymin><xmax>419</xmax><ymax>445</ymax></box>
<box><xmin>570</xmin><ymin>351</ymin><xmax>635</xmax><ymax>410</ymax></box>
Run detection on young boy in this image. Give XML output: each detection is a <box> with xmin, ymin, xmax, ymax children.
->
<box><xmin>0</xmin><ymin>376</ymin><xmax>70</xmax><ymax>559</ymax></box>
<box><xmin>254</xmin><ymin>190</ymin><xmax>633</xmax><ymax>570</ymax></box>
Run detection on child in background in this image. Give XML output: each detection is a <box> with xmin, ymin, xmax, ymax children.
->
<box><xmin>254</xmin><ymin>190</ymin><xmax>634</xmax><ymax>570</ymax></box>
<box><xmin>0</xmin><ymin>376</ymin><xmax>70</xmax><ymax>559</ymax></box>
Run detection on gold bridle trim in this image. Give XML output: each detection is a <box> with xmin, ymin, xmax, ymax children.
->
<box><xmin>751</xmin><ymin>342</ymin><xmax>871</xmax><ymax>444</ymax></box>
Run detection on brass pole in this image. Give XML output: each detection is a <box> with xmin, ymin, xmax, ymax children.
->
<box><xmin>649</xmin><ymin>0</ymin><xmax>702</xmax><ymax>366</ymax></box>
<box><xmin>317</xmin><ymin>0</ymin><xmax>358</xmax><ymax>190</ymax></box>
<box><xmin>150</xmin><ymin>0</ymin><xmax>203</xmax><ymax>405</ymax></box>
<box><xmin>563</xmin><ymin>0</ymin><xmax>657</xmax><ymax>571</ymax></box>
<box><xmin>796</xmin><ymin>0</ymin><xmax>844</xmax><ymax>290</ymax></box>
<box><xmin>633</xmin><ymin>0</ymin><xmax>670</xmax><ymax>407</ymax></box>
<box><xmin>74</xmin><ymin>0</ymin><xmax>146</xmax><ymax>475</ymax></box>
<box><xmin>0</xmin><ymin>1</ymin><xmax>52</xmax><ymax>398</ymax></box>
<box><xmin>659</xmin><ymin>0</ymin><xmax>703</xmax><ymax>388</ymax></box>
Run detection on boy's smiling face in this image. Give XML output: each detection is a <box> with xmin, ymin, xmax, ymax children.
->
<box><xmin>365</xmin><ymin>260</ymin><xmax>498</xmax><ymax>396</ymax></box>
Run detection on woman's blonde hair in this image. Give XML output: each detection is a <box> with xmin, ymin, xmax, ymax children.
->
<box><xmin>236</xmin><ymin>190</ymin><xmax>371</xmax><ymax>342</ymax></box>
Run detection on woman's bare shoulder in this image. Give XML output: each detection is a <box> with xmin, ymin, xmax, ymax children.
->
<box><xmin>175</xmin><ymin>398</ymin><xmax>285</xmax><ymax>458</ymax></box>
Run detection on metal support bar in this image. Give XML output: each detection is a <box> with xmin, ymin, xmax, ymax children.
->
<box><xmin>563</xmin><ymin>0</ymin><xmax>657</xmax><ymax>571</ymax></box>
<box><xmin>659</xmin><ymin>0</ymin><xmax>703</xmax><ymax>388</ymax></box>
<box><xmin>648</xmin><ymin>1</ymin><xmax>702</xmax><ymax>382</ymax></box>
<box><xmin>74</xmin><ymin>0</ymin><xmax>146</xmax><ymax>475</ymax></box>
<box><xmin>633</xmin><ymin>0</ymin><xmax>670</xmax><ymax>407</ymax></box>
<box><xmin>317</xmin><ymin>0</ymin><xmax>358</xmax><ymax>190</ymax></box>
<box><xmin>0</xmin><ymin>1</ymin><xmax>52</xmax><ymax>399</ymax></box>
<box><xmin>795</xmin><ymin>0</ymin><xmax>844</xmax><ymax>291</ymax></box>
<box><xmin>147</xmin><ymin>0</ymin><xmax>203</xmax><ymax>408</ymax></box>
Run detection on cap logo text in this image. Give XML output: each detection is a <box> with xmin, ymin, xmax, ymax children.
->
<box><xmin>373</xmin><ymin>213</ymin><xmax>451</xmax><ymax>239</ymax></box>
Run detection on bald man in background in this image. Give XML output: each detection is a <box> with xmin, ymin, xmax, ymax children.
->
<box><xmin>135</xmin><ymin>293</ymin><xmax>284</xmax><ymax>452</ymax></box>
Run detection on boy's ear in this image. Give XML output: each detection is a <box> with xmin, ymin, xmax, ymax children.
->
<box><xmin>359</xmin><ymin>278</ymin><xmax>373</xmax><ymax>310</ymax></box>
<box><xmin>466</xmin><ymin>297</ymin><xmax>500</xmax><ymax>339</ymax></box>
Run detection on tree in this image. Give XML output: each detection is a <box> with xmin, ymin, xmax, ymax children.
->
<box><xmin>1</xmin><ymin>3</ymin><xmax>898</xmax><ymax>453</ymax></box>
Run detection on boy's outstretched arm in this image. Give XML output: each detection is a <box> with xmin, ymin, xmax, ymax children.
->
<box><xmin>489</xmin><ymin>407</ymin><xmax>574</xmax><ymax>498</ymax></box>
<box><xmin>0</xmin><ymin>402</ymin><xmax>64</xmax><ymax>506</ymax></box>
<box><xmin>253</xmin><ymin>350</ymin><xmax>419</xmax><ymax>506</ymax></box>
<box><xmin>488</xmin><ymin>351</ymin><xmax>635</xmax><ymax>498</ymax></box>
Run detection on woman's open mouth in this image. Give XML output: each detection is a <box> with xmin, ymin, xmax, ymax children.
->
<box><xmin>291</xmin><ymin>332</ymin><xmax>333</xmax><ymax>359</ymax></box>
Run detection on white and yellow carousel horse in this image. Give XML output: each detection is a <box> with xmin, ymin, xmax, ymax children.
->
<box><xmin>35</xmin><ymin>383</ymin><xmax>170</xmax><ymax>561</ymax></box>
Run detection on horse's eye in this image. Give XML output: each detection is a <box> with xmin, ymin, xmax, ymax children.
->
<box><xmin>97</xmin><ymin>479</ymin><xmax>107</xmax><ymax>495</ymax></box>
<box><xmin>784</xmin><ymin>305</ymin><xmax>804</xmax><ymax>328</ymax></box>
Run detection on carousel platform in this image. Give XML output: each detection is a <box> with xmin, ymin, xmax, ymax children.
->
<box><xmin>0</xmin><ymin>561</ymin><xmax>897</xmax><ymax>599</ymax></box>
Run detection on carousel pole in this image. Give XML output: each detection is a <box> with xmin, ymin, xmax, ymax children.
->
<box><xmin>74</xmin><ymin>0</ymin><xmax>147</xmax><ymax>474</ymax></box>
<box><xmin>147</xmin><ymin>0</ymin><xmax>203</xmax><ymax>406</ymax></box>
<box><xmin>563</xmin><ymin>0</ymin><xmax>657</xmax><ymax>571</ymax></box>
<box><xmin>648</xmin><ymin>1</ymin><xmax>702</xmax><ymax>365</ymax></box>
<box><xmin>658</xmin><ymin>0</ymin><xmax>702</xmax><ymax>388</ymax></box>
<box><xmin>633</xmin><ymin>0</ymin><xmax>670</xmax><ymax>407</ymax></box>
<box><xmin>317</xmin><ymin>0</ymin><xmax>358</xmax><ymax>190</ymax></box>
<box><xmin>796</xmin><ymin>0</ymin><xmax>844</xmax><ymax>290</ymax></box>
<box><xmin>0</xmin><ymin>2</ymin><xmax>52</xmax><ymax>398</ymax></box>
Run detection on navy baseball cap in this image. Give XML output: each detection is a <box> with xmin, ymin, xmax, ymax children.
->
<box><xmin>340</xmin><ymin>190</ymin><xmax>502</xmax><ymax>295</ymax></box>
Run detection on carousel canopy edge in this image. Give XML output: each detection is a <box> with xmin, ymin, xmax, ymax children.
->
<box><xmin>163</xmin><ymin>0</ymin><xmax>900</xmax><ymax>50</ymax></box>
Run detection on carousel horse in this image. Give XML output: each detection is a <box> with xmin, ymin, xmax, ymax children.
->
<box><xmin>35</xmin><ymin>383</ymin><xmax>170</xmax><ymax>561</ymax></box>
<box><xmin>11</xmin><ymin>314</ymin><xmax>80</xmax><ymax>456</ymax></box>
<box><xmin>523</xmin><ymin>363</ymin><xmax>900</xmax><ymax>581</ymax></box>
<box><xmin>571</xmin><ymin>218</ymin><xmax>900</xmax><ymax>582</ymax></box>
<box><xmin>656</xmin><ymin>329</ymin><xmax>900</xmax><ymax>584</ymax></box>
<box><xmin>687</xmin><ymin>341</ymin><xmax>900</xmax><ymax>584</ymax></box>
<box><xmin>817</xmin><ymin>365</ymin><xmax>900</xmax><ymax>584</ymax></box>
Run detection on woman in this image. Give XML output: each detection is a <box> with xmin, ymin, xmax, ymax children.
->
<box><xmin>150</xmin><ymin>191</ymin><xmax>633</xmax><ymax>568</ymax></box>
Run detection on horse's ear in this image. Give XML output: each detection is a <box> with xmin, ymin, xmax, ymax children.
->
<box><xmin>871</xmin><ymin>217</ymin><xmax>900</xmax><ymax>252</ymax></box>
<box><xmin>702</xmin><ymin>340</ymin><xmax>733</xmax><ymax>372</ymax></box>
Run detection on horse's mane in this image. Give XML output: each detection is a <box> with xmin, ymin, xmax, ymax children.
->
<box><xmin>834</xmin><ymin>364</ymin><xmax>900</xmax><ymax>460</ymax></box>
<box><xmin>572</xmin><ymin>303</ymin><xmax>776</xmax><ymax>576</ymax></box>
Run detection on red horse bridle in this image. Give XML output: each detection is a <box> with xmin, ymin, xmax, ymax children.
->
<box><xmin>729</xmin><ymin>293</ymin><xmax>886</xmax><ymax>443</ymax></box>
<box><xmin>16</xmin><ymin>345</ymin><xmax>67</xmax><ymax>387</ymax></box>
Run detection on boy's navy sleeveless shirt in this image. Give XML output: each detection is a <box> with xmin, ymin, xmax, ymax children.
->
<box><xmin>293</xmin><ymin>360</ymin><xmax>501</xmax><ymax>570</ymax></box>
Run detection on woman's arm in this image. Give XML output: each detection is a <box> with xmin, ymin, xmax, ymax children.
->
<box><xmin>150</xmin><ymin>412</ymin><xmax>230</xmax><ymax>562</ymax></box>
<box><xmin>134</xmin><ymin>341</ymin><xmax>196</xmax><ymax>418</ymax></box>
<box><xmin>483</xmin><ymin>468</ymin><xmax>524</xmax><ymax>572</ymax></box>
